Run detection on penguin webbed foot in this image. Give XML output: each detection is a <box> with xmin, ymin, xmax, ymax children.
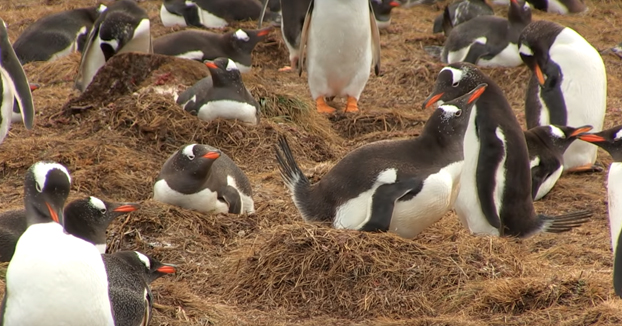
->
<box><xmin>278</xmin><ymin>66</ymin><xmax>293</xmax><ymax>72</ymax></box>
<box><xmin>316</xmin><ymin>97</ymin><xmax>336</xmax><ymax>114</ymax></box>
<box><xmin>565</xmin><ymin>163</ymin><xmax>604</xmax><ymax>174</ymax></box>
<box><xmin>345</xmin><ymin>96</ymin><xmax>359</xmax><ymax>113</ymax></box>
<box><xmin>540</xmin><ymin>209</ymin><xmax>592</xmax><ymax>233</ymax></box>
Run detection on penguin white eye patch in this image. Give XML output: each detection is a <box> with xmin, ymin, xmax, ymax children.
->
<box><xmin>234</xmin><ymin>29</ymin><xmax>250</xmax><ymax>42</ymax></box>
<box><xmin>440</xmin><ymin>67</ymin><xmax>464</xmax><ymax>86</ymax></box>
<box><xmin>518</xmin><ymin>44</ymin><xmax>534</xmax><ymax>56</ymax></box>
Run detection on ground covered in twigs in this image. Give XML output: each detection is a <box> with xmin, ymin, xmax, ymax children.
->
<box><xmin>1</xmin><ymin>0</ymin><xmax>622</xmax><ymax>325</ymax></box>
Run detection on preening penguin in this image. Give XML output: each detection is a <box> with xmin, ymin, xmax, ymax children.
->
<box><xmin>75</xmin><ymin>0</ymin><xmax>152</xmax><ymax>92</ymax></box>
<box><xmin>524</xmin><ymin>124</ymin><xmax>592</xmax><ymax>201</ymax></box>
<box><xmin>12</xmin><ymin>5</ymin><xmax>106</xmax><ymax>64</ymax></box>
<box><xmin>432</xmin><ymin>0</ymin><xmax>494</xmax><ymax>36</ymax></box>
<box><xmin>0</xmin><ymin>161</ymin><xmax>114</xmax><ymax>326</ymax></box>
<box><xmin>154</xmin><ymin>144</ymin><xmax>255</xmax><ymax>215</ymax></box>
<box><xmin>423</xmin><ymin>62</ymin><xmax>591</xmax><ymax>237</ymax></box>
<box><xmin>0</xmin><ymin>196</ymin><xmax>139</xmax><ymax>262</ymax></box>
<box><xmin>577</xmin><ymin>125</ymin><xmax>622</xmax><ymax>298</ymax></box>
<box><xmin>298</xmin><ymin>0</ymin><xmax>381</xmax><ymax>114</ymax></box>
<box><xmin>0</xmin><ymin>19</ymin><xmax>35</xmax><ymax>145</ymax></box>
<box><xmin>518</xmin><ymin>20</ymin><xmax>606</xmax><ymax>173</ymax></box>
<box><xmin>441</xmin><ymin>0</ymin><xmax>531</xmax><ymax>67</ymax></box>
<box><xmin>103</xmin><ymin>251</ymin><xmax>176</xmax><ymax>326</ymax></box>
<box><xmin>176</xmin><ymin>58</ymin><xmax>260</xmax><ymax>125</ymax></box>
<box><xmin>274</xmin><ymin>84</ymin><xmax>487</xmax><ymax>239</ymax></box>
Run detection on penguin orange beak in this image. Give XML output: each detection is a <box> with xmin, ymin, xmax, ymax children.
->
<box><xmin>29</xmin><ymin>83</ymin><xmax>40</xmax><ymax>91</ymax></box>
<box><xmin>46</xmin><ymin>202</ymin><xmax>60</xmax><ymax>223</ymax></box>
<box><xmin>203</xmin><ymin>151</ymin><xmax>221</xmax><ymax>159</ymax></box>
<box><xmin>256</xmin><ymin>27</ymin><xmax>272</xmax><ymax>37</ymax></box>
<box><xmin>534</xmin><ymin>64</ymin><xmax>545</xmax><ymax>86</ymax></box>
<box><xmin>113</xmin><ymin>203</ymin><xmax>140</xmax><ymax>213</ymax></box>
<box><xmin>468</xmin><ymin>85</ymin><xmax>487</xmax><ymax>103</ymax></box>
<box><xmin>205</xmin><ymin>62</ymin><xmax>218</xmax><ymax>69</ymax></box>
<box><xmin>424</xmin><ymin>93</ymin><xmax>444</xmax><ymax>109</ymax></box>
<box><xmin>157</xmin><ymin>265</ymin><xmax>177</xmax><ymax>274</ymax></box>
<box><xmin>569</xmin><ymin>126</ymin><xmax>593</xmax><ymax>137</ymax></box>
<box><xmin>389</xmin><ymin>1</ymin><xmax>400</xmax><ymax>6</ymax></box>
<box><xmin>578</xmin><ymin>134</ymin><xmax>606</xmax><ymax>143</ymax></box>
<box><xmin>510</xmin><ymin>0</ymin><xmax>518</xmax><ymax>4</ymax></box>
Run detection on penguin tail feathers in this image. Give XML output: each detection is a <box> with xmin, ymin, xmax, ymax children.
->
<box><xmin>539</xmin><ymin>210</ymin><xmax>592</xmax><ymax>233</ymax></box>
<box><xmin>274</xmin><ymin>135</ymin><xmax>311</xmax><ymax>194</ymax></box>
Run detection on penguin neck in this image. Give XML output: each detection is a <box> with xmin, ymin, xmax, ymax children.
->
<box><xmin>24</xmin><ymin>203</ymin><xmax>57</xmax><ymax>228</ymax></box>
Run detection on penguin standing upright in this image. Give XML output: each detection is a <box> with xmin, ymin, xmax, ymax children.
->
<box><xmin>103</xmin><ymin>251</ymin><xmax>176</xmax><ymax>326</ymax></box>
<box><xmin>518</xmin><ymin>20</ymin><xmax>606</xmax><ymax>173</ymax></box>
<box><xmin>524</xmin><ymin>124</ymin><xmax>592</xmax><ymax>200</ymax></box>
<box><xmin>298</xmin><ymin>0</ymin><xmax>381</xmax><ymax>113</ymax></box>
<box><xmin>12</xmin><ymin>5</ymin><xmax>106</xmax><ymax>64</ymax></box>
<box><xmin>0</xmin><ymin>196</ymin><xmax>139</xmax><ymax>262</ymax></box>
<box><xmin>422</xmin><ymin>63</ymin><xmax>591</xmax><ymax>237</ymax></box>
<box><xmin>577</xmin><ymin>125</ymin><xmax>622</xmax><ymax>298</ymax></box>
<box><xmin>441</xmin><ymin>0</ymin><xmax>531</xmax><ymax>67</ymax></box>
<box><xmin>0</xmin><ymin>19</ymin><xmax>35</xmax><ymax>145</ymax></box>
<box><xmin>176</xmin><ymin>58</ymin><xmax>260</xmax><ymax>125</ymax></box>
<box><xmin>75</xmin><ymin>0</ymin><xmax>152</xmax><ymax>92</ymax></box>
<box><xmin>0</xmin><ymin>161</ymin><xmax>114</xmax><ymax>325</ymax></box>
<box><xmin>274</xmin><ymin>84</ymin><xmax>487</xmax><ymax>238</ymax></box>
<box><xmin>154</xmin><ymin>144</ymin><xmax>255</xmax><ymax>215</ymax></box>
<box><xmin>259</xmin><ymin>0</ymin><xmax>313</xmax><ymax>72</ymax></box>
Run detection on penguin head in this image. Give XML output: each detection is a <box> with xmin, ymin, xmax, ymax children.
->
<box><xmin>508</xmin><ymin>0</ymin><xmax>531</xmax><ymax>26</ymax></box>
<box><xmin>542</xmin><ymin>125</ymin><xmax>593</xmax><ymax>153</ymax></box>
<box><xmin>63</xmin><ymin>197</ymin><xmax>140</xmax><ymax>242</ymax></box>
<box><xmin>23</xmin><ymin>161</ymin><xmax>71</xmax><ymax>227</ymax></box>
<box><xmin>518</xmin><ymin>21</ymin><xmax>565</xmax><ymax>90</ymax></box>
<box><xmin>422</xmin><ymin>62</ymin><xmax>486</xmax><ymax>110</ymax></box>
<box><xmin>205</xmin><ymin>57</ymin><xmax>242</xmax><ymax>85</ymax></box>
<box><xmin>371</xmin><ymin>0</ymin><xmax>400</xmax><ymax>18</ymax></box>
<box><xmin>171</xmin><ymin>144</ymin><xmax>222</xmax><ymax>177</ymax></box>
<box><xmin>133</xmin><ymin>251</ymin><xmax>177</xmax><ymax>283</ymax></box>
<box><xmin>430</xmin><ymin>83</ymin><xmax>487</xmax><ymax>134</ymax></box>
<box><xmin>578</xmin><ymin>126</ymin><xmax>622</xmax><ymax>162</ymax></box>
<box><xmin>230</xmin><ymin>27</ymin><xmax>273</xmax><ymax>55</ymax></box>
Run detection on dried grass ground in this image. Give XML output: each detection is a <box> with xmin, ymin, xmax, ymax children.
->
<box><xmin>1</xmin><ymin>0</ymin><xmax>622</xmax><ymax>325</ymax></box>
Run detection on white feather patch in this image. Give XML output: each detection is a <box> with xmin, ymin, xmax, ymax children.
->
<box><xmin>234</xmin><ymin>29</ymin><xmax>250</xmax><ymax>41</ymax></box>
<box><xmin>89</xmin><ymin>196</ymin><xmax>106</xmax><ymax>211</ymax></box>
<box><xmin>182</xmin><ymin>145</ymin><xmax>196</xmax><ymax>158</ymax></box>
<box><xmin>549</xmin><ymin>125</ymin><xmax>566</xmax><ymax>139</ymax></box>
<box><xmin>135</xmin><ymin>252</ymin><xmax>151</xmax><ymax>269</ymax></box>
<box><xmin>32</xmin><ymin>162</ymin><xmax>71</xmax><ymax>192</ymax></box>
<box><xmin>440</xmin><ymin>67</ymin><xmax>464</xmax><ymax>85</ymax></box>
<box><xmin>518</xmin><ymin>44</ymin><xmax>534</xmax><ymax>56</ymax></box>
<box><xmin>226</xmin><ymin>59</ymin><xmax>238</xmax><ymax>71</ymax></box>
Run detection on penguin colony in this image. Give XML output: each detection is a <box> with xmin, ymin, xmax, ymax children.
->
<box><xmin>0</xmin><ymin>0</ymin><xmax>621</xmax><ymax>323</ymax></box>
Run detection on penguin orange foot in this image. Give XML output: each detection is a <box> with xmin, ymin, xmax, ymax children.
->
<box><xmin>565</xmin><ymin>163</ymin><xmax>604</xmax><ymax>173</ymax></box>
<box><xmin>345</xmin><ymin>96</ymin><xmax>359</xmax><ymax>113</ymax></box>
<box><xmin>316</xmin><ymin>97</ymin><xmax>336</xmax><ymax>114</ymax></box>
<box><xmin>278</xmin><ymin>66</ymin><xmax>293</xmax><ymax>72</ymax></box>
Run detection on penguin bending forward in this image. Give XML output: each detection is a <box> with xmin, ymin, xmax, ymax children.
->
<box><xmin>75</xmin><ymin>0</ymin><xmax>152</xmax><ymax>92</ymax></box>
<box><xmin>0</xmin><ymin>19</ymin><xmax>35</xmax><ymax>145</ymax></box>
<box><xmin>153</xmin><ymin>144</ymin><xmax>255</xmax><ymax>215</ymax></box>
<box><xmin>298</xmin><ymin>0</ymin><xmax>381</xmax><ymax>113</ymax></box>
<box><xmin>0</xmin><ymin>161</ymin><xmax>114</xmax><ymax>325</ymax></box>
<box><xmin>578</xmin><ymin>126</ymin><xmax>622</xmax><ymax>298</ymax></box>
<box><xmin>518</xmin><ymin>20</ymin><xmax>606</xmax><ymax>173</ymax></box>
<box><xmin>274</xmin><ymin>84</ymin><xmax>487</xmax><ymax>239</ymax></box>
<box><xmin>422</xmin><ymin>62</ymin><xmax>591</xmax><ymax>237</ymax></box>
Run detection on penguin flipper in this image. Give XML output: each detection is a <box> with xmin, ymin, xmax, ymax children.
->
<box><xmin>258</xmin><ymin>0</ymin><xmax>270</xmax><ymax>28</ymax></box>
<box><xmin>614</xmin><ymin>235</ymin><xmax>622</xmax><ymax>298</ymax></box>
<box><xmin>360</xmin><ymin>178</ymin><xmax>424</xmax><ymax>232</ymax></box>
<box><xmin>463</xmin><ymin>42</ymin><xmax>489</xmax><ymax>65</ymax></box>
<box><xmin>476</xmin><ymin>138</ymin><xmax>504</xmax><ymax>230</ymax></box>
<box><xmin>183</xmin><ymin>4</ymin><xmax>203</xmax><ymax>28</ymax></box>
<box><xmin>441</xmin><ymin>5</ymin><xmax>454</xmax><ymax>36</ymax></box>
<box><xmin>219</xmin><ymin>186</ymin><xmax>243</xmax><ymax>214</ymax></box>
<box><xmin>368</xmin><ymin>1</ymin><xmax>381</xmax><ymax>76</ymax></box>
<box><xmin>75</xmin><ymin>17</ymin><xmax>102</xmax><ymax>91</ymax></box>
<box><xmin>530</xmin><ymin>165</ymin><xmax>545</xmax><ymax>200</ymax></box>
<box><xmin>298</xmin><ymin>0</ymin><xmax>314</xmax><ymax>77</ymax></box>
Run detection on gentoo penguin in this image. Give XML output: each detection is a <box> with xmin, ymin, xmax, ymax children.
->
<box><xmin>274</xmin><ymin>84</ymin><xmax>487</xmax><ymax>238</ymax></box>
<box><xmin>524</xmin><ymin>124</ymin><xmax>592</xmax><ymax>201</ymax></box>
<box><xmin>259</xmin><ymin>0</ymin><xmax>312</xmax><ymax>72</ymax></box>
<box><xmin>370</xmin><ymin>0</ymin><xmax>400</xmax><ymax>29</ymax></box>
<box><xmin>12</xmin><ymin>5</ymin><xmax>106</xmax><ymax>64</ymax></box>
<box><xmin>432</xmin><ymin>0</ymin><xmax>494</xmax><ymax>36</ymax></box>
<box><xmin>577</xmin><ymin>126</ymin><xmax>622</xmax><ymax>298</ymax></box>
<box><xmin>153</xmin><ymin>27</ymin><xmax>273</xmax><ymax>74</ymax></box>
<box><xmin>75</xmin><ymin>0</ymin><xmax>152</xmax><ymax>92</ymax></box>
<box><xmin>160</xmin><ymin>0</ymin><xmax>281</xmax><ymax>29</ymax></box>
<box><xmin>153</xmin><ymin>144</ymin><xmax>255</xmax><ymax>215</ymax></box>
<box><xmin>0</xmin><ymin>19</ymin><xmax>35</xmax><ymax>145</ymax></box>
<box><xmin>441</xmin><ymin>0</ymin><xmax>531</xmax><ymax>67</ymax></box>
<box><xmin>0</xmin><ymin>161</ymin><xmax>114</xmax><ymax>325</ymax></box>
<box><xmin>103</xmin><ymin>251</ymin><xmax>176</xmax><ymax>326</ymax></box>
<box><xmin>11</xmin><ymin>83</ymin><xmax>38</xmax><ymax>123</ymax></box>
<box><xmin>299</xmin><ymin>0</ymin><xmax>381</xmax><ymax>113</ymax></box>
<box><xmin>518</xmin><ymin>20</ymin><xmax>606</xmax><ymax>173</ymax></box>
<box><xmin>176</xmin><ymin>58</ymin><xmax>260</xmax><ymax>125</ymax></box>
<box><xmin>422</xmin><ymin>62</ymin><xmax>591</xmax><ymax>237</ymax></box>
<box><xmin>0</xmin><ymin>196</ymin><xmax>139</xmax><ymax>262</ymax></box>
<box><xmin>524</xmin><ymin>0</ymin><xmax>586</xmax><ymax>14</ymax></box>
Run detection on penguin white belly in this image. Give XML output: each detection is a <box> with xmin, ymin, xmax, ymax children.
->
<box><xmin>4</xmin><ymin>223</ymin><xmax>113</xmax><ymax>326</ymax></box>
<box><xmin>50</xmin><ymin>26</ymin><xmax>87</xmax><ymax>62</ymax></box>
<box><xmin>446</xmin><ymin>46</ymin><xmax>470</xmax><ymax>64</ymax></box>
<box><xmin>454</xmin><ymin>107</ymin><xmax>501</xmax><ymax>236</ymax></box>
<box><xmin>375</xmin><ymin>19</ymin><xmax>391</xmax><ymax>30</ymax></box>
<box><xmin>547</xmin><ymin>0</ymin><xmax>570</xmax><ymax>14</ymax></box>
<box><xmin>389</xmin><ymin>161</ymin><xmax>463</xmax><ymax>239</ymax></box>
<box><xmin>197</xmin><ymin>8</ymin><xmax>228</xmax><ymax>28</ymax></box>
<box><xmin>306</xmin><ymin>0</ymin><xmax>373</xmax><ymax>100</ymax></box>
<box><xmin>0</xmin><ymin>68</ymin><xmax>17</xmax><ymax>142</ymax></box>
<box><xmin>175</xmin><ymin>50</ymin><xmax>205</xmax><ymax>61</ymax></box>
<box><xmin>153</xmin><ymin>179</ymin><xmax>229</xmax><ymax>214</ymax></box>
<box><xmin>226</xmin><ymin>175</ymin><xmax>256</xmax><ymax>214</ymax></box>
<box><xmin>534</xmin><ymin>165</ymin><xmax>563</xmax><ymax>201</ymax></box>
<box><xmin>117</xmin><ymin>19</ymin><xmax>152</xmax><ymax>54</ymax></box>
<box><xmin>536</xmin><ymin>86</ymin><xmax>553</xmax><ymax>126</ymax></box>
<box><xmin>478</xmin><ymin>43</ymin><xmax>522</xmax><ymax>68</ymax></box>
<box><xmin>608</xmin><ymin>162</ymin><xmax>622</xmax><ymax>253</ymax></box>
<box><xmin>160</xmin><ymin>5</ymin><xmax>188</xmax><ymax>27</ymax></box>
<box><xmin>549</xmin><ymin>29</ymin><xmax>606</xmax><ymax>169</ymax></box>
<box><xmin>333</xmin><ymin>168</ymin><xmax>397</xmax><ymax>230</ymax></box>
<box><xmin>197</xmin><ymin>100</ymin><xmax>258</xmax><ymax>125</ymax></box>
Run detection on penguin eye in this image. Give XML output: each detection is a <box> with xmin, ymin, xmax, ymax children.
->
<box><xmin>35</xmin><ymin>182</ymin><xmax>42</xmax><ymax>193</ymax></box>
<box><xmin>452</xmin><ymin>81</ymin><xmax>459</xmax><ymax>87</ymax></box>
<box><xmin>455</xmin><ymin>110</ymin><xmax>462</xmax><ymax>117</ymax></box>
<box><xmin>100</xmin><ymin>208</ymin><xmax>106</xmax><ymax>214</ymax></box>
<box><xmin>188</xmin><ymin>154</ymin><xmax>195</xmax><ymax>160</ymax></box>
